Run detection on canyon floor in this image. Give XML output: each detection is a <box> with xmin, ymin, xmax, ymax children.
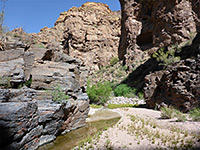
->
<box><xmin>74</xmin><ymin>107</ymin><xmax>200</xmax><ymax>150</ymax></box>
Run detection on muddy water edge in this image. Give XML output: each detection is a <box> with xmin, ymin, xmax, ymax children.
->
<box><xmin>38</xmin><ymin>109</ymin><xmax>121</xmax><ymax>150</ymax></box>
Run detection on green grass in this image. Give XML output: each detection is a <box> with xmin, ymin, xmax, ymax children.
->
<box><xmin>90</xmin><ymin>104</ymin><xmax>102</xmax><ymax>108</ymax></box>
<box><xmin>160</xmin><ymin>106</ymin><xmax>187</xmax><ymax>122</ymax></box>
<box><xmin>34</xmin><ymin>43</ymin><xmax>46</xmax><ymax>48</ymax></box>
<box><xmin>107</xmin><ymin>103</ymin><xmax>137</xmax><ymax>109</ymax></box>
<box><xmin>189</xmin><ymin>107</ymin><xmax>200</xmax><ymax>121</ymax></box>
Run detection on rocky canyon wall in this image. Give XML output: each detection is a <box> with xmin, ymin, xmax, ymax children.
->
<box><xmin>33</xmin><ymin>2</ymin><xmax>121</xmax><ymax>74</ymax></box>
<box><xmin>0</xmin><ymin>30</ymin><xmax>89</xmax><ymax>150</ymax></box>
<box><xmin>119</xmin><ymin>0</ymin><xmax>200</xmax><ymax>65</ymax></box>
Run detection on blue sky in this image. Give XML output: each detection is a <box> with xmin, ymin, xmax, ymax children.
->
<box><xmin>1</xmin><ymin>0</ymin><xmax>120</xmax><ymax>33</ymax></box>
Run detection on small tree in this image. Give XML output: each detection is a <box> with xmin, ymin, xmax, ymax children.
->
<box><xmin>0</xmin><ymin>0</ymin><xmax>8</xmax><ymax>33</ymax></box>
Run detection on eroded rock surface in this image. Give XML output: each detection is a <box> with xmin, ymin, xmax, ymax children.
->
<box><xmin>32</xmin><ymin>2</ymin><xmax>121</xmax><ymax>74</ymax></box>
<box><xmin>144</xmin><ymin>32</ymin><xmax>200</xmax><ymax>112</ymax></box>
<box><xmin>119</xmin><ymin>0</ymin><xmax>200</xmax><ymax>65</ymax></box>
<box><xmin>0</xmin><ymin>29</ymin><xmax>89</xmax><ymax>150</ymax></box>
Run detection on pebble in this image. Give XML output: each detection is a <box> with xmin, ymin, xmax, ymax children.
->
<box><xmin>107</xmin><ymin>96</ymin><xmax>146</xmax><ymax>105</ymax></box>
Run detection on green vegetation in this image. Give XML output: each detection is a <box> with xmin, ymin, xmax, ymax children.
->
<box><xmin>189</xmin><ymin>107</ymin><xmax>200</xmax><ymax>121</ymax></box>
<box><xmin>160</xmin><ymin>106</ymin><xmax>187</xmax><ymax>122</ymax></box>
<box><xmin>18</xmin><ymin>77</ymin><xmax>32</xmax><ymax>88</ymax></box>
<box><xmin>0</xmin><ymin>76</ymin><xmax>11</xmax><ymax>88</ymax></box>
<box><xmin>34</xmin><ymin>43</ymin><xmax>46</xmax><ymax>48</ymax></box>
<box><xmin>138</xmin><ymin>91</ymin><xmax>144</xmax><ymax>100</ymax></box>
<box><xmin>107</xmin><ymin>103</ymin><xmax>137</xmax><ymax>109</ymax></box>
<box><xmin>109</xmin><ymin>57</ymin><xmax>119</xmax><ymax>66</ymax></box>
<box><xmin>114</xmin><ymin>84</ymin><xmax>135</xmax><ymax>97</ymax></box>
<box><xmin>0</xmin><ymin>0</ymin><xmax>8</xmax><ymax>33</ymax></box>
<box><xmin>51</xmin><ymin>85</ymin><xmax>70</xmax><ymax>102</ymax></box>
<box><xmin>90</xmin><ymin>104</ymin><xmax>102</xmax><ymax>108</ymax></box>
<box><xmin>152</xmin><ymin>47</ymin><xmax>180</xmax><ymax>67</ymax></box>
<box><xmin>87</xmin><ymin>81</ymin><xmax>112</xmax><ymax>105</ymax></box>
<box><xmin>129</xmin><ymin>114</ymin><xmax>197</xmax><ymax>149</ymax></box>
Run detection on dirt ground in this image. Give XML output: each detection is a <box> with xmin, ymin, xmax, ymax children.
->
<box><xmin>76</xmin><ymin>107</ymin><xmax>200</xmax><ymax>150</ymax></box>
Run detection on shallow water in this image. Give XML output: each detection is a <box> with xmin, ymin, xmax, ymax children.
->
<box><xmin>38</xmin><ymin>109</ymin><xmax>121</xmax><ymax>150</ymax></box>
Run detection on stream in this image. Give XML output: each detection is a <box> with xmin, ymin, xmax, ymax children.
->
<box><xmin>38</xmin><ymin>109</ymin><xmax>121</xmax><ymax>150</ymax></box>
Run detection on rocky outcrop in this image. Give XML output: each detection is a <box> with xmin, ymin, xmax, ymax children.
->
<box><xmin>0</xmin><ymin>32</ymin><xmax>89</xmax><ymax>149</ymax></box>
<box><xmin>145</xmin><ymin>58</ymin><xmax>200</xmax><ymax>112</ymax></box>
<box><xmin>119</xmin><ymin>0</ymin><xmax>200</xmax><ymax>65</ymax></box>
<box><xmin>62</xmin><ymin>2</ymin><xmax>121</xmax><ymax>73</ymax></box>
<box><xmin>144</xmin><ymin>32</ymin><xmax>200</xmax><ymax>112</ymax></box>
<box><xmin>0</xmin><ymin>91</ymin><xmax>89</xmax><ymax>150</ymax></box>
<box><xmin>33</xmin><ymin>2</ymin><xmax>121</xmax><ymax>74</ymax></box>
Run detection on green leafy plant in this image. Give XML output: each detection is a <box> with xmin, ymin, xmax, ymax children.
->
<box><xmin>138</xmin><ymin>91</ymin><xmax>144</xmax><ymax>100</ymax></box>
<box><xmin>152</xmin><ymin>47</ymin><xmax>180</xmax><ymax>67</ymax></box>
<box><xmin>114</xmin><ymin>84</ymin><xmax>134</xmax><ymax>97</ymax></box>
<box><xmin>189</xmin><ymin>107</ymin><xmax>200</xmax><ymax>121</ymax></box>
<box><xmin>110</xmin><ymin>57</ymin><xmax>119</xmax><ymax>66</ymax></box>
<box><xmin>87</xmin><ymin>81</ymin><xmax>112</xmax><ymax>105</ymax></box>
<box><xmin>51</xmin><ymin>85</ymin><xmax>70</xmax><ymax>102</ymax></box>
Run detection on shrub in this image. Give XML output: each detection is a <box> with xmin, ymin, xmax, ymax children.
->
<box><xmin>152</xmin><ymin>47</ymin><xmax>180</xmax><ymax>67</ymax></box>
<box><xmin>138</xmin><ymin>91</ymin><xmax>144</xmax><ymax>100</ymax></box>
<box><xmin>87</xmin><ymin>81</ymin><xmax>112</xmax><ymax>105</ymax></box>
<box><xmin>160</xmin><ymin>106</ymin><xmax>187</xmax><ymax>121</ymax></box>
<box><xmin>51</xmin><ymin>85</ymin><xmax>70</xmax><ymax>102</ymax></box>
<box><xmin>114</xmin><ymin>84</ymin><xmax>133</xmax><ymax>97</ymax></box>
<box><xmin>160</xmin><ymin>106</ymin><xmax>175</xmax><ymax>119</ymax></box>
<box><xmin>189</xmin><ymin>107</ymin><xmax>200</xmax><ymax>121</ymax></box>
<box><xmin>110</xmin><ymin>57</ymin><xmax>119</xmax><ymax>66</ymax></box>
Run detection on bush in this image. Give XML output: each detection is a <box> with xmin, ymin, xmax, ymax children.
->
<box><xmin>114</xmin><ymin>84</ymin><xmax>133</xmax><ymax>97</ymax></box>
<box><xmin>152</xmin><ymin>47</ymin><xmax>180</xmax><ymax>67</ymax></box>
<box><xmin>160</xmin><ymin>106</ymin><xmax>187</xmax><ymax>122</ymax></box>
<box><xmin>138</xmin><ymin>91</ymin><xmax>144</xmax><ymax>100</ymax></box>
<box><xmin>110</xmin><ymin>57</ymin><xmax>119</xmax><ymax>66</ymax></box>
<box><xmin>189</xmin><ymin>107</ymin><xmax>200</xmax><ymax>121</ymax></box>
<box><xmin>87</xmin><ymin>81</ymin><xmax>112</xmax><ymax>105</ymax></box>
<box><xmin>51</xmin><ymin>85</ymin><xmax>70</xmax><ymax>102</ymax></box>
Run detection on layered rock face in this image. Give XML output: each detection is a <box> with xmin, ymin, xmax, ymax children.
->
<box><xmin>59</xmin><ymin>2</ymin><xmax>121</xmax><ymax>73</ymax></box>
<box><xmin>119</xmin><ymin>0</ymin><xmax>200</xmax><ymax>64</ymax></box>
<box><xmin>0</xmin><ymin>32</ymin><xmax>89</xmax><ymax>150</ymax></box>
<box><xmin>31</xmin><ymin>2</ymin><xmax>121</xmax><ymax>74</ymax></box>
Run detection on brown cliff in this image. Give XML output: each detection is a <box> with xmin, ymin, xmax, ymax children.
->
<box><xmin>33</xmin><ymin>2</ymin><xmax>121</xmax><ymax>74</ymax></box>
<box><xmin>119</xmin><ymin>0</ymin><xmax>200</xmax><ymax>65</ymax></box>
